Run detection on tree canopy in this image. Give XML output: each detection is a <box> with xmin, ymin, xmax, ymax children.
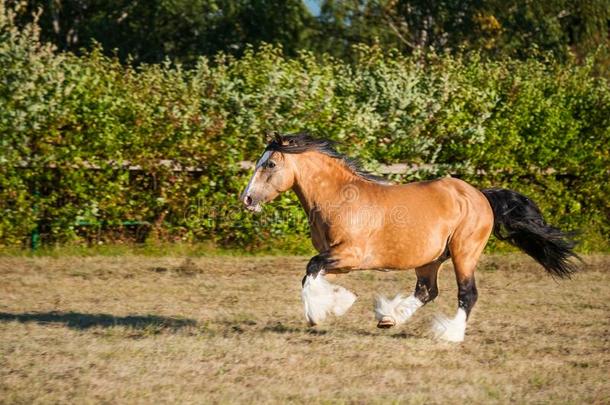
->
<box><xmin>14</xmin><ymin>0</ymin><xmax>609</xmax><ymax>66</ymax></box>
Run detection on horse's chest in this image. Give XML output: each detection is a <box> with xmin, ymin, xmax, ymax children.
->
<box><xmin>311</xmin><ymin>208</ymin><xmax>384</xmax><ymax>252</ymax></box>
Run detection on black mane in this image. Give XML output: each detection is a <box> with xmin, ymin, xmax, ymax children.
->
<box><xmin>265</xmin><ymin>132</ymin><xmax>387</xmax><ymax>183</ymax></box>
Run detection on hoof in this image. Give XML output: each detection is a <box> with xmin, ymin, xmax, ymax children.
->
<box><xmin>375</xmin><ymin>294</ymin><xmax>423</xmax><ymax>326</ymax></box>
<box><xmin>431</xmin><ymin>308</ymin><xmax>467</xmax><ymax>342</ymax></box>
<box><xmin>377</xmin><ymin>316</ymin><xmax>396</xmax><ymax>329</ymax></box>
<box><xmin>302</xmin><ymin>274</ymin><xmax>357</xmax><ymax>326</ymax></box>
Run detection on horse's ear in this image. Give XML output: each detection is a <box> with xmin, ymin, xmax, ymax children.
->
<box><xmin>264</xmin><ymin>130</ymin><xmax>281</xmax><ymax>144</ymax></box>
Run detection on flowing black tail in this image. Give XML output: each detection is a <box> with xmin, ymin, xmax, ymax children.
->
<box><xmin>481</xmin><ymin>188</ymin><xmax>580</xmax><ymax>278</ymax></box>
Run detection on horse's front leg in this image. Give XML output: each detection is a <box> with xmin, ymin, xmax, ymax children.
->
<box><xmin>301</xmin><ymin>251</ymin><xmax>358</xmax><ymax>326</ymax></box>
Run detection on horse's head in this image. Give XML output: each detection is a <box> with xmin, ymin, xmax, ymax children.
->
<box><xmin>240</xmin><ymin>134</ymin><xmax>297</xmax><ymax>212</ymax></box>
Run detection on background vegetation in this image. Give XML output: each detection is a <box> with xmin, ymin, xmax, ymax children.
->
<box><xmin>15</xmin><ymin>0</ymin><xmax>610</xmax><ymax>70</ymax></box>
<box><xmin>1</xmin><ymin>1</ymin><xmax>608</xmax><ymax>252</ymax></box>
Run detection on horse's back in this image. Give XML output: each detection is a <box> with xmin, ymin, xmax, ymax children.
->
<box><xmin>403</xmin><ymin>176</ymin><xmax>493</xmax><ymax>235</ymax></box>
<box><xmin>361</xmin><ymin>176</ymin><xmax>493</xmax><ymax>269</ymax></box>
<box><xmin>396</xmin><ymin>176</ymin><xmax>491</xmax><ymax>217</ymax></box>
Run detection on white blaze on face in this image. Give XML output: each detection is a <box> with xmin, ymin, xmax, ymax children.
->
<box><xmin>242</xmin><ymin>150</ymin><xmax>273</xmax><ymax>210</ymax></box>
<box><xmin>255</xmin><ymin>150</ymin><xmax>272</xmax><ymax>169</ymax></box>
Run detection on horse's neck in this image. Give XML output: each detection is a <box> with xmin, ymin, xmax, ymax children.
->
<box><xmin>291</xmin><ymin>153</ymin><xmax>360</xmax><ymax>218</ymax></box>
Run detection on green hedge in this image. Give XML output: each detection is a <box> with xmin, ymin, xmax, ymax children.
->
<box><xmin>1</xmin><ymin>6</ymin><xmax>609</xmax><ymax>251</ymax></box>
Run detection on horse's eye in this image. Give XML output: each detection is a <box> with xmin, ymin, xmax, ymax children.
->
<box><xmin>267</xmin><ymin>161</ymin><xmax>276</xmax><ymax>169</ymax></box>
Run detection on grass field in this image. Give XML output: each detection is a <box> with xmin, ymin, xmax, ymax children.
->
<box><xmin>1</xmin><ymin>254</ymin><xmax>608</xmax><ymax>403</ymax></box>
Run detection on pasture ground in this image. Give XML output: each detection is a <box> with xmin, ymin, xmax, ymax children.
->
<box><xmin>0</xmin><ymin>254</ymin><xmax>608</xmax><ymax>403</ymax></box>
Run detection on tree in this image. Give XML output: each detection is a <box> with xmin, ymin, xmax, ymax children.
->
<box><xmin>12</xmin><ymin>0</ymin><xmax>610</xmax><ymax>66</ymax></box>
<box><xmin>312</xmin><ymin>0</ymin><xmax>609</xmax><ymax>62</ymax></box>
<box><xmin>20</xmin><ymin>0</ymin><xmax>315</xmax><ymax>64</ymax></box>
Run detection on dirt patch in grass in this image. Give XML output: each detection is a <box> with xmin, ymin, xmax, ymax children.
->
<box><xmin>0</xmin><ymin>254</ymin><xmax>608</xmax><ymax>403</ymax></box>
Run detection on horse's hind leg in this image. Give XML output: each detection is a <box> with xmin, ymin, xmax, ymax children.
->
<box><xmin>375</xmin><ymin>262</ymin><xmax>441</xmax><ymax>328</ymax></box>
<box><xmin>432</xmin><ymin>233</ymin><xmax>486</xmax><ymax>342</ymax></box>
<box><xmin>414</xmin><ymin>262</ymin><xmax>441</xmax><ymax>304</ymax></box>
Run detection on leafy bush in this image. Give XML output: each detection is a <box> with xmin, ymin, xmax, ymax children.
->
<box><xmin>1</xmin><ymin>4</ymin><xmax>608</xmax><ymax>251</ymax></box>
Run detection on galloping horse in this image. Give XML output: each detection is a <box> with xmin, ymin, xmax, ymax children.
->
<box><xmin>241</xmin><ymin>133</ymin><xmax>578</xmax><ymax>342</ymax></box>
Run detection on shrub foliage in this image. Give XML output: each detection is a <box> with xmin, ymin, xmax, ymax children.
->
<box><xmin>1</xmin><ymin>5</ymin><xmax>608</xmax><ymax>251</ymax></box>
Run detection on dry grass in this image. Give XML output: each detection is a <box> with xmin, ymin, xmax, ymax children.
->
<box><xmin>0</xmin><ymin>254</ymin><xmax>608</xmax><ymax>404</ymax></box>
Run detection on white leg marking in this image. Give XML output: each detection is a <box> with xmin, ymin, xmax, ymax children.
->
<box><xmin>431</xmin><ymin>308</ymin><xmax>468</xmax><ymax>342</ymax></box>
<box><xmin>301</xmin><ymin>274</ymin><xmax>357</xmax><ymax>325</ymax></box>
<box><xmin>374</xmin><ymin>294</ymin><xmax>423</xmax><ymax>325</ymax></box>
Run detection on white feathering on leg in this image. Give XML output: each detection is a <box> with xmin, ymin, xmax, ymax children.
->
<box><xmin>301</xmin><ymin>274</ymin><xmax>356</xmax><ymax>326</ymax></box>
<box><xmin>431</xmin><ymin>308</ymin><xmax>467</xmax><ymax>342</ymax></box>
<box><xmin>374</xmin><ymin>294</ymin><xmax>423</xmax><ymax>324</ymax></box>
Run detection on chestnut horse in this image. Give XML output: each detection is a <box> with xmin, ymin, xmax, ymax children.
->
<box><xmin>241</xmin><ymin>133</ymin><xmax>578</xmax><ymax>342</ymax></box>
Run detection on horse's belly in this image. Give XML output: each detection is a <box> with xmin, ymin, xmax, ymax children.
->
<box><xmin>361</xmin><ymin>224</ymin><xmax>451</xmax><ymax>270</ymax></box>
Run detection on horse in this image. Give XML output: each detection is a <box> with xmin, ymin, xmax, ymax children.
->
<box><xmin>240</xmin><ymin>132</ymin><xmax>579</xmax><ymax>342</ymax></box>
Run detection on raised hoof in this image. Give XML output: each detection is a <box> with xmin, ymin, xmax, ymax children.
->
<box><xmin>377</xmin><ymin>316</ymin><xmax>396</xmax><ymax>329</ymax></box>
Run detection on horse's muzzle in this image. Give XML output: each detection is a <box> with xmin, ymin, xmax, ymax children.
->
<box><xmin>242</xmin><ymin>193</ymin><xmax>262</xmax><ymax>213</ymax></box>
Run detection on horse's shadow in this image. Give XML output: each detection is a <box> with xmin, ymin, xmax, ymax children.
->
<box><xmin>0</xmin><ymin>311</ymin><xmax>196</xmax><ymax>330</ymax></box>
<box><xmin>260</xmin><ymin>321</ymin><xmax>421</xmax><ymax>339</ymax></box>
<box><xmin>261</xmin><ymin>321</ymin><xmax>328</xmax><ymax>335</ymax></box>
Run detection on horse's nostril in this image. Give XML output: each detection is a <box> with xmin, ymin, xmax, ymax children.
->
<box><xmin>245</xmin><ymin>195</ymin><xmax>253</xmax><ymax>205</ymax></box>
